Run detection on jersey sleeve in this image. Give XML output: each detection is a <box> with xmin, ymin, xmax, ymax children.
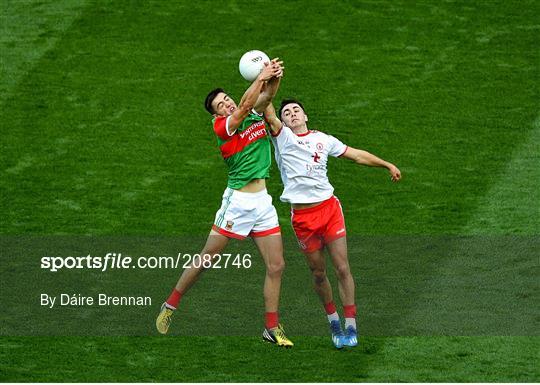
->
<box><xmin>327</xmin><ymin>134</ymin><xmax>348</xmax><ymax>157</ymax></box>
<box><xmin>213</xmin><ymin>116</ymin><xmax>234</xmax><ymax>140</ymax></box>
<box><xmin>270</xmin><ymin>125</ymin><xmax>293</xmax><ymax>148</ymax></box>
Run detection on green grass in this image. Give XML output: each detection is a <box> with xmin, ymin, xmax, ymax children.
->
<box><xmin>1</xmin><ymin>0</ymin><xmax>539</xmax><ymax>382</ymax></box>
<box><xmin>1</xmin><ymin>336</ymin><xmax>537</xmax><ymax>382</ymax></box>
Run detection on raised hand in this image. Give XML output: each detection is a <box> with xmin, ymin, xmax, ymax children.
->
<box><xmin>259</xmin><ymin>58</ymin><xmax>284</xmax><ymax>81</ymax></box>
<box><xmin>270</xmin><ymin>57</ymin><xmax>284</xmax><ymax>78</ymax></box>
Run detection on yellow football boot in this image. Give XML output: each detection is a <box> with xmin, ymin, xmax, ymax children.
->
<box><xmin>262</xmin><ymin>324</ymin><xmax>294</xmax><ymax>348</ymax></box>
<box><xmin>156</xmin><ymin>302</ymin><xmax>174</xmax><ymax>334</ymax></box>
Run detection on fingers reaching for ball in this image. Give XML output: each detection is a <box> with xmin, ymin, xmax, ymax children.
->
<box><xmin>270</xmin><ymin>58</ymin><xmax>284</xmax><ymax>78</ymax></box>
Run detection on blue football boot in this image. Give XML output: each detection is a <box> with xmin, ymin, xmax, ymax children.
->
<box><xmin>329</xmin><ymin>320</ymin><xmax>345</xmax><ymax>349</ymax></box>
<box><xmin>344</xmin><ymin>325</ymin><xmax>358</xmax><ymax>347</ymax></box>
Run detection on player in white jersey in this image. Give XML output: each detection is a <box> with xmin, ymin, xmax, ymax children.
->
<box><xmin>264</xmin><ymin>99</ymin><xmax>401</xmax><ymax>349</ymax></box>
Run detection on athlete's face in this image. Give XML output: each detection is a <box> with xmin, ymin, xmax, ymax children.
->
<box><xmin>211</xmin><ymin>92</ymin><xmax>237</xmax><ymax>117</ymax></box>
<box><xmin>281</xmin><ymin>103</ymin><xmax>308</xmax><ymax>129</ymax></box>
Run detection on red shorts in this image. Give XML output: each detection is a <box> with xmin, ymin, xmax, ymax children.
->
<box><xmin>291</xmin><ymin>196</ymin><xmax>346</xmax><ymax>253</ymax></box>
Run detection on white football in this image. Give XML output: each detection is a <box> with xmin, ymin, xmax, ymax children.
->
<box><xmin>239</xmin><ymin>50</ymin><xmax>270</xmax><ymax>82</ymax></box>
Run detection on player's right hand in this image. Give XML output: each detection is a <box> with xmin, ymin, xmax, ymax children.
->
<box><xmin>271</xmin><ymin>58</ymin><xmax>284</xmax><ymax>78</ymax></box>
<box><xmin>259</xmin><ymin>59</ymin><xmax>283</xmax><ymax>81</ymax></box>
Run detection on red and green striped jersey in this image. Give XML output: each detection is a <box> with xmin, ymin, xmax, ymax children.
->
<box><xmin>213</xmin><ymin>112</ymin><xmax>271</xmax><ymax>189</ymax></box>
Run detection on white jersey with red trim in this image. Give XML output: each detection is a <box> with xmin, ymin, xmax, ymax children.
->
<box><xmin>271</xmin><ymin>126</ymin><xmax>348</xmax><ymax>204</ymax></box>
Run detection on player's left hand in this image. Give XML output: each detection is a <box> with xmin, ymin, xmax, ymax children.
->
<box><xmin>388</xmin><ymin>164</ymin><xmax>401</xmax><ymax>182</ymax></box>
<box><xmin>270</xmin><ymin>58</ymin><xmax>284</xmax><ymax>78</ymax></box>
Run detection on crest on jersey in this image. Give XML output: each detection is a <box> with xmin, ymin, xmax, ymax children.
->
<box><xmin>225</xmin><ymin>221</ymin><xmax>234</xmax><ymax>231</ymax></box>
<box><xmin>316</xmin><ymin>142</ymin><xmax>324</xmax><ymax>151</ymax></box>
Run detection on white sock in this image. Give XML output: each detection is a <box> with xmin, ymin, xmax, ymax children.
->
<box><xmin>327</xmin><ymin>311</ymin><xmax>339</xmax><ymax>323</ymax></box>
<box><xmin>345</xmin><ymin>317</ymin><xmax>356</xmax><ymax>330</ymax></box>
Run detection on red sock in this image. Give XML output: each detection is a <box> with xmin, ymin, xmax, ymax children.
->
<box><xmin>166</xmin><ymin>288</ymin><xmax>183</xmax><ymax>309</ymax></box>
<box><xmin>324</xmin><ymin>301</ymin><xmax>337</xmax><ymax>315</ymax></box>
<box><xmin>265</xmin><ymin>312</ymin><xmax>279</xmax><ymax>329</ymax></box>
<box><xmin>343</xmin><ymin>304</ymin><xmax>356</xmax><ymax>318</ymax></box>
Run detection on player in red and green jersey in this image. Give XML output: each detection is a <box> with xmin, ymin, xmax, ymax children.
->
<box><xmin>156</xmin><ymin>59</ymin><xmax>293</xmax><ymax>347</ymax></box>
<box><xmin>213</xmin><ymin>103</ymin><xmax>271</xmax><ymax>190</ymax></box>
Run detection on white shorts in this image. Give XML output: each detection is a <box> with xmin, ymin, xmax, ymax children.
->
<box><xmin>212</xmin><ymin>188</ymin><xmax>281</xmax><ymax>239</ymax></box>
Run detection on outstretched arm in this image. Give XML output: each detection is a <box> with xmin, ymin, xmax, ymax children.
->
<box><xmin>341</xmin><ymin>147</ymin><xmax>402</xmax><ymax>182</ymax></box>
<box><xmin>254</xmin><ymin>58</ymin><xmax>284</xmax><ymax>113</ymax></box>
<box><xmin>263</xmin><ymin>103</ymin><xmax>283</xmax><ymax>134</ymax></box>
<box><xmin>229</xmin><ymin>62</ymin><xmax>281</xmax><ymax>132</ymax></box>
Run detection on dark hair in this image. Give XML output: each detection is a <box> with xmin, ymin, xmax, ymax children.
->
<box><xmin>204</xmin><ymin>88</ymin><xmax>226</xmax><ymax>114</ymax></box>
<box><xmin>279</xmin><ymin>98</ymin><xmax>306</xmax><ymax>119</ymax></box>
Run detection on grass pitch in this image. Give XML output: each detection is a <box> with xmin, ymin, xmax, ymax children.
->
<box><xmin>1</xmin><ymin>0</ymin><xmax>539</xmax><ymax>382</ymax></box>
